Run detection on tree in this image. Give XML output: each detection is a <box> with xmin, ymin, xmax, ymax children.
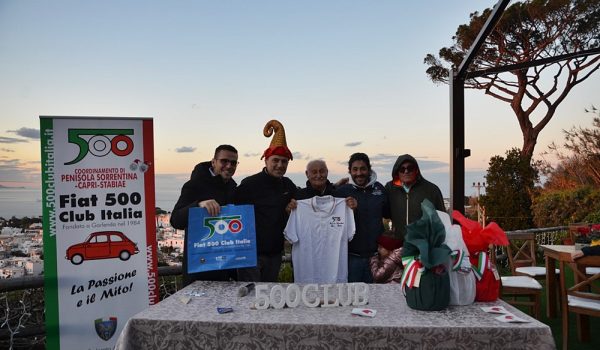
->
<box><xmin>480</xmin><ymin>148</ymin><xmax>540</xmax><ymax>230</ymax></box>
<box><xmin>425</xmin><ymin>0</ymin><xmax>600</xmax><ymax>160</ymax></box>
<box><xmin>532</xmin><ymin>104</ymin><xmax>600</xmax><ymax>225</ymax></box>
<box><xmin>540</xmin><ymin>105</ymin><xmax>600</xmax><ymax>189</ymax></box>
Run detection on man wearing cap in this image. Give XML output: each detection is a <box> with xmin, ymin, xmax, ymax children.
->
<box><xmin>170</xmin><ymin>144</ymin><xmax>239</xmax><ymax>286</ymax></box>
<box><xmin>235</xmin><ymin>120</ymin><xmax>297</xmax><ymax>282</ymax></box>
<box><xmin>335</xmin><ymin>152</ymin><xmax>390</xmax><ymax>283</ymax></box>
<box><xmin>385</xmin><ymin>154</ymin><xmax>445</xmax><ymax>242</ymax></box>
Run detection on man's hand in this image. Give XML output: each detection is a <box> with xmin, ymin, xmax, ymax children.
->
<box><xmin>199</xmin><ymin>199</ymin><xmax>220</xmax><ymax>216</ymax></box>
<box><xmin>345</xmin><ymin>197</ymin><xmax>357</xmax><ymax>210</ymax></box>
<box><xmin>286</xmin><ymin>199</ymin><xmax>297</xmax><ymax>214</ymax></box>
<box><xmin>335</xmin><ymin>177</ymin><xmax>349</xmax><ymax>187</ymax></box>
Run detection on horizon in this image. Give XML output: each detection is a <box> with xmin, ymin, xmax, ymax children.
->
<box><xmin>1</xmin><ymin>1</ymin><xmax>598</xmax><ymax>199</ymax></box>
<box><xmin>0</xmin><ymin>167</ymin><xmax>488</xmax><ymax>219</ymax></box>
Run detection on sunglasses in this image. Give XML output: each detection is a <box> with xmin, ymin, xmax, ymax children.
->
<box><xmin>399</xmin><ymin>165</ymin><xmax>416</xmax><ymax>174</ymax></box>
<box><xmin>216</xmin><ymin>159</ymin><xmax>239</xmax><ymax>166</ymax></box>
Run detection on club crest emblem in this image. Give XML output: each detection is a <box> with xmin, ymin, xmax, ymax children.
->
<box><xmin>95</xmin><ymin>317</ymin><xmax>117</xmax><ymax>341</ymax></box>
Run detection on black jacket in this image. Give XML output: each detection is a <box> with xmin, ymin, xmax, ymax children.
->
<box><xmin>170</xmin><ymin>161</ymin><xmax>237</xmax><ymax>284</ymax></box>
<box><xmin>235</xmin><ymin>169</ymin><xmax>297</xmax><ymax>255</ymax></box>
<box><xmin>385</xmin><ymin>154</ymin><xmax>446</xmax><ymax>241</ymax></box>
<box><xmin>296</xmin><ymin>180</ymin><xmax>337</xmax><ymax>200</ymax></box>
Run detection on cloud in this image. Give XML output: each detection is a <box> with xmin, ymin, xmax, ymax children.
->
<box><xmin>334</xmin><ymin>153</ymin><xmax>450</xmax><ymax>184</ymax></box>
<box><xmin>292</xmin><ymin>152</ymin><xmax>309</xmax><ymax>160</ymax></box>
<box><xmin>0</xmin><ymin>158</ymin><xmax>41</xmax><ymax>184</ymax></box>
<box><xmin>344</xmin><ymin>141</ymin><xmax>362</xmax><ymax>147</ymax></box>
<box><xmin>175</xmin><ymin>146</ymin><xmax>196</xmax><ymax>153</ymax></box>
<box><xmin>1</xmin><ymin>148</ymin><xmax>15</xmax><ymax>152</ymax></box>
<box><xmin>7</xmin><ymin>127</ymin><xmax>40</xmax><ymax>139</ymax></box>
<box><xmin>369</xmin><ymin>153</ymin><xmax>398</xmax><ymax>168</ymax></box>
<box><xmin>0</xmin><ymin>136</ymin><xmax>28</xmax><ymax>144</ymax></box>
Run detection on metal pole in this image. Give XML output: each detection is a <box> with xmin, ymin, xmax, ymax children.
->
<box><xmin>450</xmin><ymin>70</ymin><xmax>469</xmax><ymax>214</ymax></box>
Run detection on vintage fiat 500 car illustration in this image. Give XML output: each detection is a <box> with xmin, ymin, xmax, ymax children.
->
<box><xmin>66</xmin><ymin>231</ymin><xmax>139</xmax><ymax>265</ymax></box>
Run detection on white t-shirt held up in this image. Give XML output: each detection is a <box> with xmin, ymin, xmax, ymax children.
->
<box><xmin>284</xmin><ymin>196</ymin><xmax>356</xmax><ymax>283</ymax></box>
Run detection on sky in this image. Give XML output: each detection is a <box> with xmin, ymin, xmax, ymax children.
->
<box><xmin>1</xmin><ymin>0</ymin><xmax>599</xmax><ymax>201</ymax></box>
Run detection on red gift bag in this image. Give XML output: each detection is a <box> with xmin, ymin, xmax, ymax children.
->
<box><xmin>470</xmin><ymin>251</ymin><xmax>500</xmax><ymax>301</ymax></box>
<box><xmin>452</xmin><ymin>211</ymin><xmax>507</xmax><ymax>302</ymax></box>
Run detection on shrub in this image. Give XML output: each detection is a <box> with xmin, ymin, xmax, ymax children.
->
<box><xmin>532</xmin><ymin>186</ymin><xmax>600</xmax><ymax>226</ymax></box>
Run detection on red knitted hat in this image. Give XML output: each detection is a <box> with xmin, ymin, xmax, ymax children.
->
<box><xmin>377</xmin><ymin>235</ymin><xmax>402</xmax><ymax>251</ymax></box>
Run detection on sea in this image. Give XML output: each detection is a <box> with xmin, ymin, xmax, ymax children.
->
<box><xmin>0</xmin><ymin>175</ymin><xmax>183</xmax><ymax>219</ymax></box>
<box><xmin>0</xmin><ymin>170</ymin><xmax>487</xmax><ymax>219</ymax></box>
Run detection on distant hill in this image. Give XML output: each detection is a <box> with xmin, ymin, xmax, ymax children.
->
<box><xmin>0</xmin><ymin>184</ymin><xmax>26</xmax><ymax>189</ymax></box>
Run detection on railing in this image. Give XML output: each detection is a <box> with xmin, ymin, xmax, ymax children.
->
<box><xmin>0</xmin><ymin>228</ymin><xmax>567</xmax><ymax>349</ymax></box>
<box><xmin>0</xmin><ymin>265</ymin><xmax>183</xmax><ymax>350</ymax></box>
<box><xmin>496</xmin><ymin>226</ymin><xmax>568</xmax><ymax>270</ymax></box>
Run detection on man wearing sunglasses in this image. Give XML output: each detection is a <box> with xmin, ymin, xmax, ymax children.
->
<box><xmin>386</xmin><ymin>154</ymin><xmax>445</xmax><ymax>243</ymax></box>
<box><xmin>170</xmin><ymin>144</ymin><xmax>239</xmax><ymax>285</ymax></box>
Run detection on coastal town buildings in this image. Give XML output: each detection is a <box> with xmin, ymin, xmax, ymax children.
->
<box><xmin>0</xmin><ymin>213</ymin><xmax>183</xmax><ymax>278</ymax></box>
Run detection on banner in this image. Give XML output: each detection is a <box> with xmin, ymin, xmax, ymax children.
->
<box><xmin>187</xmin><ymin>204</ymin><xmax>257</xmax><ymax>273</ymax></box>
<box><xmin>40</xmin><ymin>116</ymin><xmax>158</xmax><ymax>350</ymax></box>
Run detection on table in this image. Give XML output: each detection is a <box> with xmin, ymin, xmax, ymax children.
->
<box><xmin>541</xmin><ymin>245</ymin><xmax>575</xmax><ymax>318</ymax></box>
<box><xmin>540</xmin><ymin>245</ymin><xmax>598</xmax><ymax>317</ymax></box>
<box><xmin>115</xmin><ymin>281</ymin><xmax>554</xmax><ymax>349</ymax></box>
<box><xmin>541</xmin><ymin>244</ymin><xmax>600</xmax><ymax>345</ymax></box>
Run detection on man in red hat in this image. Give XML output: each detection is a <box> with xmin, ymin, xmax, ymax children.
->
<box><xmin>235</xmin><ymin>120</ymin><xmax>297</xmax><ymax>282</ymax></box>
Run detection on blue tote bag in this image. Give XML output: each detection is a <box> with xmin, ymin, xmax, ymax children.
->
<box><xmin>187</xmin><ymin>204</ymin><xmax>257</xmax><ymax>273</ymax></box>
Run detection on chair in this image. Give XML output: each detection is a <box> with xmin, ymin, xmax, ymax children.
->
<box><xmin>561</xmin><ymin>255</ymin><xmax>600</xmax><ymax>350</ymax></box>
<box><xmin>500</xmin><ymin>275</ymin><xmax>543</xmax><ymax>319</ymax></box>
<box><xmin>507</xmin><ymin>231</ymin><xmax>560</xmax><ymax>280</ymax></box>
<box><xmin>496</xmin><ymin>238</ymin><xmax>543</xmax><ymax>319</ymax></box>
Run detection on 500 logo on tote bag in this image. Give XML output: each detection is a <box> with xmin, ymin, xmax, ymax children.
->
<box><xmin>187</xmin><ymin>205</ymin><xmax>257</xmax><ymax>273</ymax></box>
<box><xmin>202</xmin><ymin>215</ymin><xmax>243</xmax><ymax>239</ymax></box>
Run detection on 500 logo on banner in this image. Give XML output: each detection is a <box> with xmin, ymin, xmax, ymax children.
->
<box><xmin>66</xmin><ymin>128</ymin><xmax>134</xmax><ymax>165</ymax></box>
<box><xmin>202</xmin><ymin>215</ymin><xmax>243</xmax><ymax>240</ymax></box>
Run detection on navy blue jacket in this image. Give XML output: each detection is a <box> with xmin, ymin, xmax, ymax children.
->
<box><xmin>335</xmin><ymin>171</ymin><xmax>389</xmax><ymax>257</ymax></box>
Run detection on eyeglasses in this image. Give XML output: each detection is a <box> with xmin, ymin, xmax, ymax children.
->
<box><xmin>216</xmin><ymin>159</ymin><xmax>239</xmax><ymax>166</ymax></box>
<box><xmin>399</xmin><ymin>165</ymin><xmax>416</xmax><ymax>174</ymax></box>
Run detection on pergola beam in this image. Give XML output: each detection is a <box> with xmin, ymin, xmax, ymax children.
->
<box><xmin>450</xmin><ymin>0</ymin><xmax>511</xmax><ymax>214</ymax></box>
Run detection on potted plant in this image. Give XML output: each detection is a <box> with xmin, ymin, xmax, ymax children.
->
<box><xmin>574</xmin><ymin>226</ymin><xmax>592</xmax><ymax>250</ymax></box>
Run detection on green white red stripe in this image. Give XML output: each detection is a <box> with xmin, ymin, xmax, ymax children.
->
<box><xmin>450</xmin><ymin>249</ymin><xmax>464</xmax><ymax>271</ymax></box>
<box><xmin>473</xmin><ymin>251</ymin><xmax>487</xmax><ymax>280</ymax></box>
<box><xmin>400</xmin><ymin>256</ymin><xmax>424</xmax><ymax>294</ymax></box>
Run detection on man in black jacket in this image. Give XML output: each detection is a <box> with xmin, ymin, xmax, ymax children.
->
<box><xmin>170</xmin><ymin>144</ymin><xmax>239</xmax><ymax>286</ymax></box>
<box><xmin>296</xmin><ymin>160</ymin><xmax>337</xmax><ymax>200</ymax></box>
<box><xmin>385</xmin><ymin>154</ymin><xmax>446</xmax><ymax>242</ymax></box>
<box><xmin>235</xmin><ymin>120</ymin><xmax>297</xmax><ymax>282</ymax></box>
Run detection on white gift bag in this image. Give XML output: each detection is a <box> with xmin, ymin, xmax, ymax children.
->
<box><xmin>437</xmin><ymin>211</ymin><xmax>476</xmax><ymax>306</ymax></box>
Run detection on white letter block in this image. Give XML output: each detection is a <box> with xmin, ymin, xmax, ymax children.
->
<box><xmin>322</xmin><ymin>284</ymin><xmax>339</xmax><ymax>307</ymax></box>
<box><xmin>337</xmin><ymin>284</ymin><xmax>353</xmax><ymax>307</ymax></box>
<box><xmin>254</xmin><ymin>284</ymin><xmax>270</xmax><ymax>309</ymax></box>
<box><xmin>302</xmin><ymin>284</ymin><xmax>320</xmax><ymax>307</ymax></box>
<box><xmin>286</xmin><ymin>284</ymin><xmax>301</xmax><ymax>308</ymax></box>
<box><xmin>352</xmin><ymin>283</ymin><xmax>369</xmax><ymax>306</ymax></box>
<box><xmin>270</xmin><ymin>284</ymin><xmax>286</xmax><ymax>309</ymax></box>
